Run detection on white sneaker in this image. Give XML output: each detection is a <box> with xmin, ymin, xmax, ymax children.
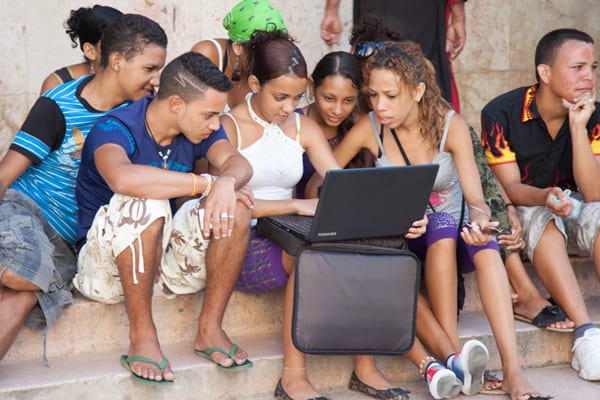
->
<box><xmin>450</xmin><ymin>339</ymin><xmax>489</xmax><ymax>395</ymax></box>
<box><xmin>572</xmin><ymin>327</ymin><xmax>600</xmax><ymax>381</ymax></box>
<box><xmin>425</xmin><ymin>362</ymin><xmax>462</xmax><ymax>399</ymax></box>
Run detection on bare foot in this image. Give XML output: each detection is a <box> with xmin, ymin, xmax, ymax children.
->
<box><xmin>280</xmin><ymin>369</ymin><xmax>323</xmax><ymax>399</ymax></box>
<box><xmin>127</xmin><ymin>338</ymin><xmax>174</xmax><ymax>382</ymax></box>
<box><xmin>503</xmin><ymin>371</ymin><xmax>550</xmax><ymax>400</ymax></box>
<box><xmin>194</xmin><ymin>327</ymin><xmax>248</xmax><ymax>368</ymax></box>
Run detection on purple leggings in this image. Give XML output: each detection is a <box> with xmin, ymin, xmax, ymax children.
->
<box><xmin>234</xmin><ymin>229</ymin><xmax>289</xmax><ymax>294</ymax></box>
<box><xmin>407</xmin><ymin>212</ymin><xmax>499</xmax><ymax>273</ymax></box>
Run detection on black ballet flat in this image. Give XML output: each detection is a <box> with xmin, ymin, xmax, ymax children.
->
<box><xmin>348</xmin><ymin>371</ymin><xmax>410</xmax><ymax>400</ymax></box>
<box><xmin>274</xmin><ymin>379</ymin><xmax>331</xmax><ymax>400</ymax></box>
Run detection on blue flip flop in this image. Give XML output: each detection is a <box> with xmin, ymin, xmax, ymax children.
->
<box><xmin>120</xmin><ymin>354</ymin><xmax>174</xmax><ymax>385</ymax></box>
<box><xmin>194</xmin><ymin>343</ymin><xmax>253</xmax><ymax>371</ymax></box>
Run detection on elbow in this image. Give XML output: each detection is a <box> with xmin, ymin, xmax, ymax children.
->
<box><xmin>107</xmin><ymin>173</ymin><xmax>133</xmax><ymax>196</ymax></box>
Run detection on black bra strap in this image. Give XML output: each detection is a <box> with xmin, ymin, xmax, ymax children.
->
<box><xmin>389</xmin><ymin>127</ymin><xmax>436</xmax><ymax>213</ymax></box>
<box><xmin>390</xmin><ymin>128</ymin><xmax>412</xmax><ymax>166</ymax></box>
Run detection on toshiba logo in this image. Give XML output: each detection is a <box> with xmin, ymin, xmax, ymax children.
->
<box><xmin>317</xmin><ymin>232</ymin><xmax>337</xmax><ymax>237</ymax></box>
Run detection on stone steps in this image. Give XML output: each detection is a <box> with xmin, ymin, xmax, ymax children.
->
<box><xmin>1</xmin><ymin>258</ymin><xmax>598</xmax><ymax>399</ymax></box>
<box><xmin>247</xmin><ymin>364</ymin><xmax>600</xmax><ymax>400</ymax></box>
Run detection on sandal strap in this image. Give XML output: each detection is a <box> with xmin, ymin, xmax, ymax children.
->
<box><xmin>203</xmin><ymin>344</ymin><xmax>238</xmax><ymax>358</ymax></box>
<box><xmin>126</xmin><ymin>355</ymin><xmax>168</xmax><ymax>371</ymax></box>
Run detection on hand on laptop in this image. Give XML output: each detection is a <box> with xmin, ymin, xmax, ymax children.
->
<box><xmin>405</xmin><ymin>214</ymin><xmax>428</xmax><ymax>239</ymax></box>
<box><xmin>294</xmin><ymin>198</ymin><xmax>318</xmax><ymax>216</ymax></box>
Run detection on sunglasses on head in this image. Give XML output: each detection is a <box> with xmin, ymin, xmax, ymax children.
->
<box><xmin>352</xmin><ymin>41</ymin><xmax>387</xmax><ymax>58</ymax></box>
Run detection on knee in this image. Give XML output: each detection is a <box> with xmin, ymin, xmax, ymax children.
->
<box><xmin>233</xmin><ymin>200</ymin><xmax>252</xmax><ymax>231</ymax></box>
<box><xmin>2</xmin><ymin>269</ymin><xmax>41</xmax><ymax>292</ymax></box>
<box><xmin>1</xmin><ymin>289</ymin><xmax>38</xmax><ymax>313</ymax></box>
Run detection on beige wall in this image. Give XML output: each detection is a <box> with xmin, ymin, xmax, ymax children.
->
<box><xmin>1</xmin><ymin>0</ymin><xmax>599</xmax><ymax>155</ymax></box>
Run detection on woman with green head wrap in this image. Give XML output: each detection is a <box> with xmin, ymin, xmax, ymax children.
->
<box><xmin>191</xmin><ymin>0</ymin><xmax>287</xmax><ymax>109</ymax></box>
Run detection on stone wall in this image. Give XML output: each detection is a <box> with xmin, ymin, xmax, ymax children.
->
<box><xmin>1</xmin><ymin>0</ymin><xmax>598</xmax><ymax>156</ymax></box>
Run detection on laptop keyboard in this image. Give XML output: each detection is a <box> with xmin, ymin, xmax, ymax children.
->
<box><xmin>271</xmin><ymin>214</ymin><xmax>314</xmax><ymax>235</ymax></box>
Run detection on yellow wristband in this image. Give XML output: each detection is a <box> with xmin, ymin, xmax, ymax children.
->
<box><xmin>189</xmin><ymin>173</ymin><xmax>198</xmax><ymax>196</ymax></box>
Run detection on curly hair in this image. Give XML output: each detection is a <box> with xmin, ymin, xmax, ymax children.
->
<box><xmin>365</xmin><ymin>41</ymin><xmax>451</xmax><ymax>149</ymax></box>
<box><xmin>349</xmin><ymin>14</ymin><xmax>404</xmax><ymax>48</ymax></box>
<box><xmin>64</xmin><ymin>5</ymin><xmax>122</xmax><ymax>51</ymax></box>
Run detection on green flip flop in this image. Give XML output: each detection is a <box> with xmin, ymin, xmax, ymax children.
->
<box><xmin>194</xmin><ymin>343</ymin><xmax>253</xmax><ymax>371</ymax></box>
<box><xmin>120</xmin><ymin>354</ymin><xmax>174</xmax><ymax>385</ymax></box>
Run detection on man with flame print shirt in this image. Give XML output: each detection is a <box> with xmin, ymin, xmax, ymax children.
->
<box><xmin>482</xmin><ymin>28</ymin><xmax>600</xmax><ymax>382</ymax></box>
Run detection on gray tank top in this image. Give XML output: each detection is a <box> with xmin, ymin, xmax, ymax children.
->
<box><xmin>369</xmin><ymin>111</ymin><xmax>463</xmax><ymax>221</ymax></box>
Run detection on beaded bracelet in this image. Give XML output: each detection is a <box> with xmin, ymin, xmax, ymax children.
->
<box><xmin>189</xmin><ymin>173</ymin><xmax>198</xmax><ymax>196</ymax></box>
<box><xmin>200</xmin><ymin>173</ymin><xmax>214</xmax><ymax>197</ymax></box>
<box><xmin>418</xmin><ymin>355</ymin><xmax>436</xmax><ymax>376</ymax></box>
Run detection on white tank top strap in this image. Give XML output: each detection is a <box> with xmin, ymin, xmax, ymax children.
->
<box><xmin>221</xmin><ymin>112</ymin><xmax>242</xmax><ymax>150</ymax></box>
<box><xmin>369</xmin><ymin>111</ymin><xmax>385</xmax><ymax>154</ymax></box>
<box><xmin>439</xmin><ymin>110</ymin><xmax>456</xmax><ymax>152</ymax></box>
<box><xmin>207</xmin><ymin>39</ymin><xmax>224</xmax><ymax>71</ymax></box>
<box><xmin>294</xmin><ymin>112</ymin><xmax>301</xmax><ymax>143</ymax></box>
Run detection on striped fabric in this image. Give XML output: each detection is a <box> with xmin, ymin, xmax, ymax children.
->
<box><xmin>11</xmin><ymin>76</ymin><xmax>127</xmax><ymax>244</ymax></box>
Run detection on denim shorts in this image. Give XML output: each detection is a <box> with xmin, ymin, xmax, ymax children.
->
<box><xmin>0</xmin><ymin>189</ymin><xmax>76</xmax><ymax>330</ymax></box>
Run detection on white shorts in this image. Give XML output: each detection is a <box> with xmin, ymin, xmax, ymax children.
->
<box><xmin>74</xmin><ymin>194</ymin><xmax>210</xmax><ymax>304</ymax></box>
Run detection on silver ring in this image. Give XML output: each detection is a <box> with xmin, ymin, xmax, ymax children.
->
<box><xmin>587</xmin><ymin>98</ymin><xmax>595</xmax><ymax>103</ymax></box>
<box><xmin>220</xmin><ymin>212</ymin><xmax>229</xmax><ymax>218</ymax></box>
<box><xmin>518</xmin><ymin>238</ymin><xmax>524</xmax><ymax>242</ymax></box>
<box><xmin>228</xmin><ymin>214</ymin><xmax>235</xmax><ymax>218</ymax></box>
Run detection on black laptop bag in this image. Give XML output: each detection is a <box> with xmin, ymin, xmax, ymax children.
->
<box><xmin>292</xmin><ymin>242</ymin><xmax>421</xmax><ymax>355</ymax></box>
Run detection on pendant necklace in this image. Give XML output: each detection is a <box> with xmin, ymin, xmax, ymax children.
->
<box><xmin>145</xmin><ymin>116</ymin><xmax>171</xmax><ymax>170</ymax></box>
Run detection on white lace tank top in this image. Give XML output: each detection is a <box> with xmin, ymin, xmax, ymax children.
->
<box><xmin>224</xmin><ymin>94</ymin><xmax>304</xmax><ymax>201</ymax></box>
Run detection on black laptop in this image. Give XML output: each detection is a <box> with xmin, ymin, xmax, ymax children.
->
<box><xmin>256</xmin><ymin>165</ymin><xmax>439</xmax><ymax>255</ymax></box>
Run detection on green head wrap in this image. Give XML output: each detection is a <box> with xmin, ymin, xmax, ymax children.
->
<box><xmin>222</xmin><ymin>0</ymin><xmax>287</xmax><ymax>43</ymax></box>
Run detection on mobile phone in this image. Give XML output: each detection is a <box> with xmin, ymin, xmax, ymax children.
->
<box><xmin>465</xmin><ymin>222</ymin><xmax>503</xmax><ymax>235</ymax></box>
